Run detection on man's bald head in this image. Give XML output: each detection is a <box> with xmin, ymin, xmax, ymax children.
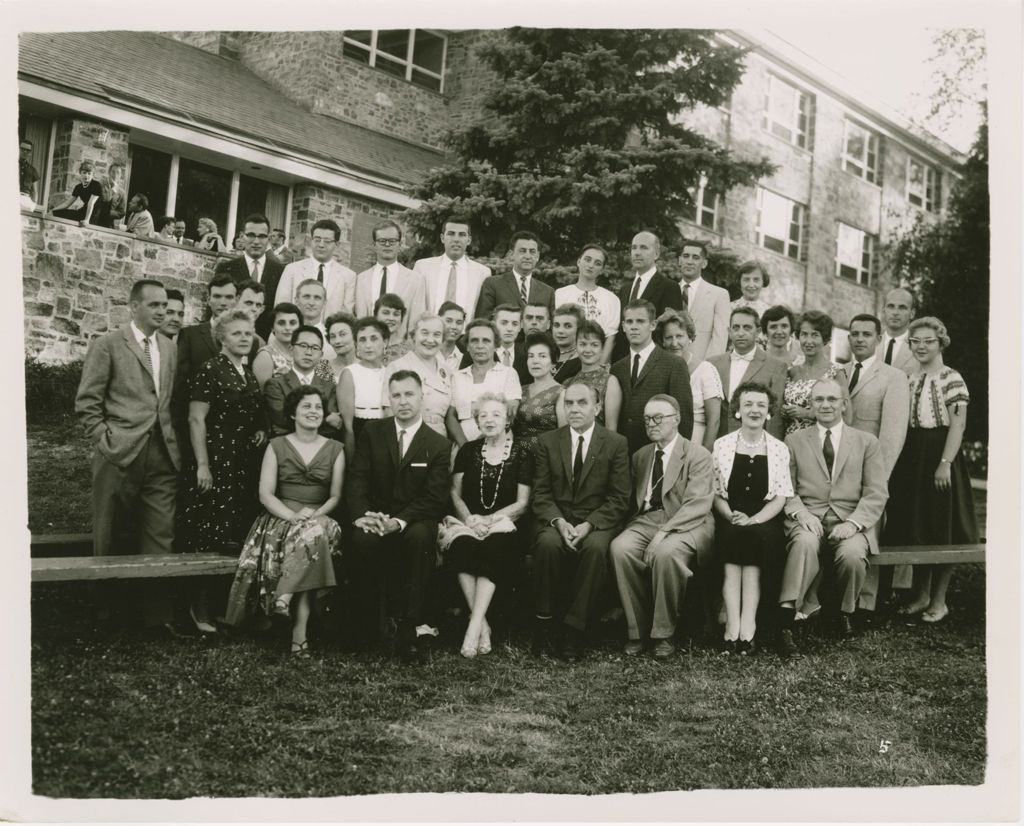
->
<box><xmin>630</xmin><ymin>231</ymin><xmax>660</xmax><ymax>272</ymax></box>
<box><xmin>882</xmin><ymin>288</ymin><xmax>916</xmax><ymax>336</ymax></box>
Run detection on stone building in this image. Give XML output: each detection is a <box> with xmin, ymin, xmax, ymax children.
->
<box><xmin>18</xmin><ymin>29</ymin><xmax>962</xmax><ymax>362</ymax></box>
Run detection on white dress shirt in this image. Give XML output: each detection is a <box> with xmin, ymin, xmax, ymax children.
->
<box><xmin>880</xmin><ymin>331</ymin><xmax>908</xmax><ymax>362</ymax></box>
<box><xmin>727</xmin><ymin>347</ymin><xmax>755</xmax><ymax>397</ymax></box>
<box><xmin>292</xmin><ymin>367</ymin><xmax>315</xmax><ymax>385</ymax></box>
<box><xmin>496</xmin><ymin>345</ymin><xmax>516</xmax><ymax>367</ymax></box>
<box><xmin>568</xmin><ymin>422</ymin><xmax>596</xmax><ymax>470</ymax></box>
<box><xmin>628</xmin><ymin>340</ymin><xmax>657</xmax><ymax>376</ymax></box>
<box><xmin>511</xmin><ymin>269</ymin><xmax>533</xmax><ymax>299</ymax></box>
<box><xmin>130</xmin><ymin>321</ymin><xmax>161</xmax><ymax>396</ymax></box>
<box><xmin>428</xmin><ymin>255</ymin><xmax>469</xmax><ymax>314</ymax></box>
<box><xmin>816</xmin><ymin>421</ymin><xmax>845</xmax><ymax>482</ymax></box>
<box><xmin>277</xmin><ymin>257</ymin><xmax>357</xmax><ymax>317</ymax></box>
<box><xmin>627</xmin><ymin>266</ymin><xmax>657</xmax><ymax>299</ymax></box>
<box><xmin>680</xmin><ymin>276</ymin><xmax>705</xmax><ymax>307</ymax></box>
<box><xmin>643</xmin><ymin>434</ymin><xmax>678</xmax><ymax>511</ymax></box>
<box><xmin>392</xmin><ymin>416</ymin><xmax>424</xmax><ymax>531</ymax></box>
<box><xmin>243</xmin><ymin>254</ymin><xmax>267</xmax><ymax>282</ymax></box>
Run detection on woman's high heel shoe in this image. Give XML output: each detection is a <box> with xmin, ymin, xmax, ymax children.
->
<box><xmin>460</xmin><ymin>627</ymin><xmax>479</xmax><ymax>658</ymax></box>
<box><xmin>478</xmin><ymin>626</ymin><xmax>492</xmax><ymax>656</ymax></box>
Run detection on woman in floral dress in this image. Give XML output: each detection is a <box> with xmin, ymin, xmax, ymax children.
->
<box><xmin>226</xmin><ymin>385</ymin><xmax>345</xmax><ymax>657</ymax></box>
<box><xmin>555</xmin><ymin>320</ymin><xmax>621</xmax><ymax>429</ymax></box>
<box><xmin>782</xmin><ymin>310</ymin><xmax>851</xmax><ymax>435</ymax></box>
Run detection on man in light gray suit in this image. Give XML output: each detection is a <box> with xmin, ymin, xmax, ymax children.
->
<box><xmin>677</xmin><ymin>239</ymin><xmax>731</xmax><ymax>362</ymax></box>
<box><xmin>355</xmin><ymin>219</ymin><xmax>427</xmax><ymax>339</ymax></box>
<box><xmin>846</xmin><ymin>312</ymin><xmax>911</xmax><ymax>610</ymax></box>
<box><xmin>75</xmin><ymin>279</ymin><xmax>182</xmax><ymax>628</ymax></box>
<box><xmin>876</xmin><ymin>287</ymin><xmax>917</xmax><ymax>374</ymax></box>
<box><xmin>414</xmin><ymin>215</ymin><xmax>491</xmax><ymax>319</ymax></box>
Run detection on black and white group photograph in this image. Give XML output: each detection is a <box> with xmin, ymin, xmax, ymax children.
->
<box><xmin>4</xmin><ymin>0</ymin><xmax>1020</xmax><ymax>821</ymax></box>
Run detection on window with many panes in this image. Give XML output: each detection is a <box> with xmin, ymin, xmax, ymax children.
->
<box><xmin>842</xmin><ymin>120</ymin><xmax>880</xmax><ymax>184</ymax></box>
<box><xmin>907</xmin><ymin>157</ymin><xmax>939</xmax><ymax>212</ymax></box>
<box><xmin>835</xmin><ymin>222</ymin><xmax>875</xmax><ymax>285</ymax></box>
<box><xmin>342</xmin><ymin>30</ymin><xmax>447</xmax><ymax>92</ymax></box>
<box><xmin>686</xmin><ymin>177</ymin><xmax>718</xmax><ymax>230</ymax></box>
<box><xmin>762</xmin><ymin>74</ymin><xmax>811</xmax><ymax>149</ymax></box>
<box><xmin>755</xmin><ymin>187</ymin><xmax>803</xmax><ymax>260</ymax></box>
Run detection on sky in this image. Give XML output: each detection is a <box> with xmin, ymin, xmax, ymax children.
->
<box><xmin>765</xmin><ymin>24</ymin><xmax>984</xmax><ymax>153</ymax></box>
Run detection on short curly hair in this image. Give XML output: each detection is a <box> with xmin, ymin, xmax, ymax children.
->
<box><xmin>472</xmin><ymin>391</ymin><xmax>510</xmax><ymax>424</ymax></box>
<box><xmin>284</xmin><ymin>384</ymin><xmax>325</xmax><ymax>421</ymax></box>
<box><xmin>797</xmin><ymin>309</ymin><xmax>834</xmax><ymax>342</ymax></box>
<box><xmin>656</xmin><ymin>308</ymin><xmax>696</xmax><ymax>343</ymax></box>
<box><xmin>729</xmin><ymin>381</ymin><xmax>777</xmax><ymax>420</ymax></box>
<box><xmin>212</xmin><ymin>308</ymin><xmax>253</xmax><ymax>344</ymax></box>
<box><xmin>908</xmin><ymin>316</ymin><xmax>951</xmax><ymax>350</ymax></box>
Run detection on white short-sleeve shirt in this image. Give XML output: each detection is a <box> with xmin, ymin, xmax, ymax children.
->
<box><xmin>554</xmin><ymin>284</ymin><xmax>621</xmax><ymax>338</ymax></box>
<box><xmin>451</xmin><ymin>362</ymin><xmax>522</xmax><ymax>440</ymax></box>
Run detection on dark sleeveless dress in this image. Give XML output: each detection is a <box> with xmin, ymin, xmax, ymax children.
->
<box><xmin>715</xmin><ymin>454</ymin><xmax>785</xmax><ymax>567</ymax></box>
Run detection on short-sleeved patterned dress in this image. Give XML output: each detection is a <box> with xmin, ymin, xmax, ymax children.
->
<box><xmin>783</xmin><ymin>362</ymin><xmax>845</xmax><ymax>436</ymax></box>
<box><xmin>448</xmin><ymin>436</ymin><xmax>534</xmax><ymax>584</ymax></box>
<box><xmin>179</xmin><ymin>354</ymin><xmax>268</xmax><ymax>554</ymax></box>
<box><xmin>225</xmin><ymin>436</ymin><xmax>344</xmax><ymax>625</ymax></box>
<box><xmin>512</xmin><ymin>382</ymin><xmax>562</xmax><ymax>453</ymax></box>
<box><xmin>883</xmin><ymin>367</ymin><xmax>980</xmax><ymax>546</ymax></box>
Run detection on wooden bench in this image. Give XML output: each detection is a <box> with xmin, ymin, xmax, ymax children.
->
<box><xmin>32</xmin><ymin>554</ymin><xmax>238</xmax><ymax>583</ymax></box>
<box><xmin>871</xmin><ymin>543</ymin><xmax>985</xmax><ymax>566</ymax></box>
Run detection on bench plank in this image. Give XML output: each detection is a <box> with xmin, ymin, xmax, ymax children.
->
<box><xmin>872</xmin><ymin>544</ymin><xmax>985</xmax><ymax>566</ymax></box>
<box><xmin>33</xmin><ymin>554</ymin><xmax>238</xmax><ymax>583</ymax></box>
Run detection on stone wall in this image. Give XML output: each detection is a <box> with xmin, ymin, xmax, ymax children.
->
<box><xmin>22</xmin><ymin>212</ymin><xmax>223</xmax><ymax>363</ymax></box>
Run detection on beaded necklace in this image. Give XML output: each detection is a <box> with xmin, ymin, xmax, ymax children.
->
<box><xmin>479</xmin><ymin>433</ymin><xmax>513</xmax><ymax>510</ymax></box>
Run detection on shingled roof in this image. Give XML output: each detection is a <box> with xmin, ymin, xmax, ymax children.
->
<box><xmin>19</xmin><ymin>31</ymin><xmax>445</xmax><ymax>188</ymax></box>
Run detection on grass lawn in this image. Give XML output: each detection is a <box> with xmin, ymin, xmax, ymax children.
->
<box><xmin>26</xmin><ymin>415</ymin><xmax>987</xmax><ymax>797</ymax></box>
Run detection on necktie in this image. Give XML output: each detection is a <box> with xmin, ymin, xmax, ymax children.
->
<box><xmin>823</xmin><ymin>429</ymin><xmax>835</xmax><ymax>478</ymax></box>
<box><xmin>849</xmin><ymin>361</ymin><xmax>862</xmax><ymax>392</ymax></box>
<box><xmin>397</xmin><ymin>428</ymin><xmax>406</xmax><ymax>461</ymax></box>
<box><xmin>572</xmin><ymin>435</ymin><xmax>584</xmax><ymax>489</ymax></box>
<box><xmin>649</xmin><ymin>449</ymin><xmax>665</xmax><ymax>511</ymax></box>
<box><xmin>445</xmin><ymin>262</ymin><xmax>458</xmax><ymax>302</ymax></box>
<box><xmin>631</xmin><ymin>353</ymin><xmax>640</xmax><ymax>387</ymax></box>
<box><xmin>884</xmin><ymin>338</ymin><xmax>895</xmax><ymax>365</ymax></box>
<box><xmin>142</xmin><ymin>335</ymin><xmax>153</xmax><ymax>374</ymax></box>
<box><xmin>251</xmin><ymin>260</ymin><xmax>261</xmax><ymax>282</ymax></box>
<box><xmin>519</xmin><ymin>275</ymin><xmax>528</xmax><ymax>305</ymax></box>
<box><xmin>681</xmin><ymin>284</ymin><xmax>690</xmax><ymax>307</ymax></box>
<box><xmin>501</xmin><ymin>349</ymin><xmax>512</xmax><ymax>367</ymax></box>
<box><xmin>379</xmin><ymin>266</ymin><xmax>388</xmax><ymax>298</ymax></box>
<box><xmin>628</xmin><ymin>276</ymin><xmax>642</xmax><ymax>303</ymax></box>
<box><xmin>317</xmin><ymin>263</ymin><xmax>324</xmax><ymax>284</ymax></box>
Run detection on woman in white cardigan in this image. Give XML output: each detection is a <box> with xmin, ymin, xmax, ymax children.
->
<box><xmin>711</xmin><ymin>381</ymin><xmax>794</xmax><ymax>655</ymax></box>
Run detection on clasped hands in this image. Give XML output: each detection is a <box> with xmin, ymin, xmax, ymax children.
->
<box><xmin>354</xmin><ymin>511</ymin><xmax>403</xmax><ymax>536</ymax></box>
<box><xmin>465</xmin><ymin>514</ymin><xmax>497</xmax><ymax>538</ymax></box>
<box><xmin>553</xmin><ymin>518</ymin><xmax>593</xmax><ymax>552</ymax></box>
<box><xmin>794</xmin><ymin>511</ymin><xmax>859</xmax><ymax>541</ymax></box>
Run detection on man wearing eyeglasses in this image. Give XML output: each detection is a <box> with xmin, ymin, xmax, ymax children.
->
<box><xmin>263</xmin><ymin>326</ymin><xmax>341</xmax><ymax>438</ymax></box>
<box><xmin>275</xmin><ymin>219</ymin><xmax>356</xmax><ymax>323</ymax></box>
<box><xmin>217</xmin><ymin>212</ymin><xmax>284</xmax><ymax>340</ymax></box>
<box><xmin>777</xmin><ymin>378</ymin><xmax>888</xmax><ymax>656</ymax></box>
<box><xmin>355</xmin><ymin>220</ymin><xmax>427</xmax><ymax>340</ymax></box>
<box><xmin>610</xmin><ymin>394</ymin><xmax>715</xmax><ymax>659</ymax></box>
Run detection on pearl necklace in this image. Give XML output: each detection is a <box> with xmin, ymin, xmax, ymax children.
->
<box><xmin>738</xmin><ymin>432</ymin><xmax>765</xmax><ymax>450</ymax></box>
<box><xmin>479</xmin><ymin>433</ymin><xmax>512</xmax><ymax>510</ymax></box>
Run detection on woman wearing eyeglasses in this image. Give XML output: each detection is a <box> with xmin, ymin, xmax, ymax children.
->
<box><xmin>883</xmin><ymin>316</ymin><xmax>979</xmax><ymax>624</ymax></box>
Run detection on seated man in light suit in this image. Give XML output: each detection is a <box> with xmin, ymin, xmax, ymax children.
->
<box><xmin>777</xmin><ymin>378</ymin><xmax>888</xmax><ymax>657</ymax></box>
<box><xmin>845</xmin><ymin>313</ymin><xmax>911</xmax><ymax>610</ymax></box>
<box><xmin>531</xmin><ymin>381</ymin><xmax>631</xmax><ymax>660</ymax></box>
<box><xmin>677</xmin><ymin>238</ymin><xmax>731</xmax><ymax>361</ymax></box>
<box><xmin>610</xmin><ymin>395</ymin><xmax>715</xmax><ymax>659</ymax></box>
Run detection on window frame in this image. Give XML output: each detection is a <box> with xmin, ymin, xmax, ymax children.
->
<box><xmin>841</xmin><ymin>119</ymin><xmax>880</xmax><ymax>184</ymax></box>
<box><xmin>686</xmin><ymin>177</ymin><xmax>719</xmax><ymax>231</ymax></box>
<box><xmin>834</xmin><ymin>221</ymin><xmax>876</xmax><ymax>286</ymax></box>
<box><xmin>907</xmin><ymin>156</ymin><xmax>938</xmax><ymax>212</ymax></box>
<box><xmin>762</xmin><ymin>74</ymin><xmax>810</xmax><ymax>149</ymax></box>
<box><xmin>342</xmin><ymin>29</ymin><xmax>448</xmax><ymax>93</ymax></box>
<box><xmin>754</xmin><ymin>186</ymin><xmax>804</xmax><ymax>262</ymax></box>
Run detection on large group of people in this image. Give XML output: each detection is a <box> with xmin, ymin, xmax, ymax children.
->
<box><xmin>74</xmin><ymin>212</ymin><xmax>980</xmax><ymax>662</ymax></box>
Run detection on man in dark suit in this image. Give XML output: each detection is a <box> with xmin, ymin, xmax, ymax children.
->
<box><xmin>706</xmin><ymin>306</ymin><xmax>788</xmax><ymax>441</ymax></box>
<box><xmin>475</xmin><ymin>230</ymin><xmax>555</xmax><ymax>321</ymax></box>
<box><xmin>777</xmin><ymin>378</ymin><xmax>888</xmax><ymax>657</ymax></box>
<box><xmin>346</xmin><ymin>370</ymin><xmax>451</xmax><ymax>658</ymax></box>
<box><xmin>172</xmin><ymin>272</ymin><xmax>238</xmax><ymax>459</ymax></box>
<box><xmin>612</xmin><ymin>231</ymin><xmax>683</xmax><ymax>361</ymax></box>
<box><xmin>531</xmin><ymin>381</ymin><xmax>631</xmax><ymax>659</ymax></box>
<box><xmin>609</xmin><ymin>300</ymin><xmax>694</xmax><ymax>455</ymax></box>
<box><xmin>215</xmin><ymin>212</ymin><xmax>283</xmax><ymax>340</ymax></box>
<box><xmin>263</xmin><ymin>326</ymin><xmax>342</xmax><ymax>438</ymax></box>
<box><xmin>74</xmin><ymin>279</ymin><xmax>181</xmax><ymax>631</ymax></box>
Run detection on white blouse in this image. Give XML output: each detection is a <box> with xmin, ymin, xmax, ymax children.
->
<box><xmin>343</xmin><ymin>362</ymin><xmax>385</xmax><ymax>419</ymax></box>
<box><xmin>690</xmin><ymin>359</ymin><xmax>724</xmax><ymax>426</ymax></box>
<box><xmin>451</xmin><ymin>362</ymin><xmax>522</xmax><ymax>441</ymax></box>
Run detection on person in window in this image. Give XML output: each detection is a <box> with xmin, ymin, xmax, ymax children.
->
<box><xmin>225</xmin><ymin>385</ymin><xmax>345</xmax><ymax>658</ymax></box>
<box><xmin>124</xmin><ymin>193</ymin><xmax>155</xmax><ymax>237</ymax></box>
<box><xmin>883</xmin><ymin>317</ymin><xmax>979</xmax><ymax>624</ymax></box>
<box><xmin>19</xmin><ymin>139</ymin><xmax>40</xmax><ymax>210</ymax></box>
<box><xmin>93</xmin><ymin>162</ymin><xmax>126</xmax><ymax>229</ymax></box>
<box><xmin>195</xmin><ymin>217</ymin><xmax>226</xmax><ymax>253</ymax></box>
<box><xmin>156</xmin><ymin>215</ymin><xmax>177</xmax><ymax>240</ymax></box>
<box><xmin>51</xmin><ymin>161</ymin><xmax>103</xmax><ymax>226</ymax></box>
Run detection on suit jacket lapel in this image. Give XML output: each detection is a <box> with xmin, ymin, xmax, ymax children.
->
<box><xmin>849</xmin><ymin>361</ymin><xmax>878</xmax><ymax>398</ymax></box>
<box><xmin>663</xmin><ymin>439</ymin><xmax>685</xmax><ymax>498</ymax></box>
<box><xmin>577</xmin><ymin>427</ymin><xmax>603</xmax><ymax>490</ymax></box>
<box><xmin>805</xmin><ymin>428</ymin><xmax>829</xmax><ymax>480</ymax></box>
<box><xmin>385</xmin><ymin>419</ymin><xmax>400</xmax><ymax>468</ymax></box>
<box><xmin>398</xmin><ymin>424</ymin><xmax>428</xmax><ymax>471</ymax></box>
<box><xmin>639</xmin><ymin>271</ymin><xmax>660</xmax><ymax>302</ymax></box>
<box><xmin>200</xmin><ymin>323</ymin><xmax>216</xmax><ymax>360</ymax></box>
<box><xmin>635</xmin><ymin>347</ymin><xmax>661</xmax><ymax>386</ymax></box>
<box><xmin>635</xmin><ymin>446</ymin><xmax>654</xmax><ymax>509</ymax></box>
<box><xmin>157</xmin><ymin>335</ymin><xmax>175</xmax><ymax>398</ymax></box>
<box><xmin>832</xmin><ymin>427</ymin><xmax>852</xmax><ymax>480</ymax></box>
<box><xmin>559</xmin><ymin>428</ymin><xmax>574</xmax><ymax>484</ymax></box>
<box><xmin>742</xmin><ymin>349</ymin><xmax>765</xmax><ymax>383</ymax></box>
<box><xmin>122</xmin><ymin>326</ymin><xmax>154</xmax><ymax>381</ymax></box>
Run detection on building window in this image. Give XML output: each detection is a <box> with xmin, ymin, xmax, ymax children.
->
<box><xmin>907</xmin><ymin>157</ymin><xmax>938</xmax><ymax>212</ymax></box>
<box><xmin>762</xmin><ymin>74</ymin><xmax>811</xmax><ymax>149</ymax></box>
<box><xmin>127</xmin><ymin>144</ymin><xmax>172</xmax><ymax>221</ymax></box>
<box><xmin>842</xmin><ymin>120</ymin><xmax>879</xmax><ymax>184</ymax></box>
<box><xmin>835</xmin><ymin>222</ymin><xmax>875</xmax><ymax>285</ymax></box>
<box><xmin>342</xmin><ymin>30</ymin><xmax>447</xmax><ymax>92</ymax></box>
<box><xmin>755</xmin><ymin>187</ymin><xmax>803</xmax><ymax>260</ymax></box>
<box><xmin>687</xmin><ymin>178</ymin><xmax>718</xmax><ymax>230</ymax></box>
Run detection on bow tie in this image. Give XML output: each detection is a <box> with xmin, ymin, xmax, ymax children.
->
<box><xmin>730</xmin><ymin>351</ymin><xmax>754</xmax><ymax>362</ymax></box>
